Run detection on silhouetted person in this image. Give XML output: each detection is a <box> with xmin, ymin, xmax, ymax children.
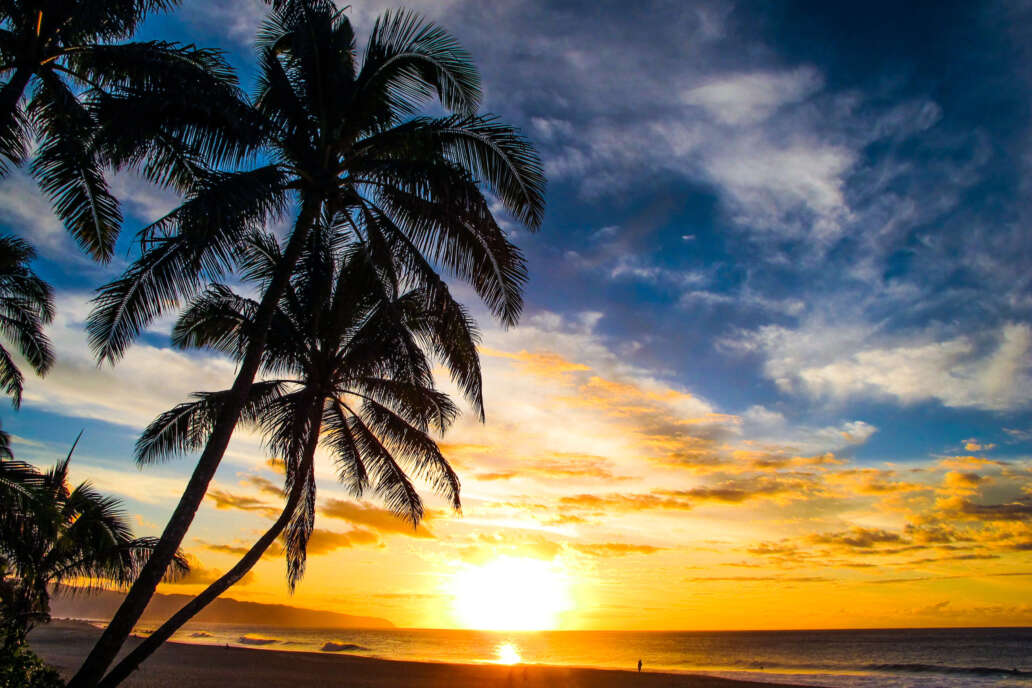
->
<box><xmin>638</xmin><ymin>659</ymin><xmax>642</xmax><ymax>673</ymax></box>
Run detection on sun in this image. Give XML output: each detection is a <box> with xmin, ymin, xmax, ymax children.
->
<box><xmin>451</xmin><ymin>556</ymin><xmax>572</xmax><ymax>630</ymax></box>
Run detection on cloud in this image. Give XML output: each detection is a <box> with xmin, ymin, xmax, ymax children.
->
<box><xmin>206</xmin><ymin>489</ymin><xmax>279</xmax><ymax>518</ymax></box>
<box><xmin>20</xmin><ymin>293</ymin><xmax>243</xmax><ymax>430</ymax></box>
<box><xmin>936</xmin><ymin>495</ymin><xmax>1032</xmax><ymax>522</ymax></box>
<box><xmin>304</xmin><ymin>528</ymin><xmax>379</xmax><ymax>554</ymax></box>
<box><xmin>199</xmin><ymin>540</ymin><xmax>284</xmax><ymax>559</ymax></box>
<box><xmin>681</xmin><ymin>67</ymin><xmax>824</xmax><ymax>126</ymax></box>
<box><xmin>568</xmin><ymin>543</ymin><xmax>665</xmax><ymax>557</ymax></box>
<box><xmin>685</xmin><ymin>575</ymin><xmax>832</xmax><ymax>583</ymax></box>
<box><xmin>808</xmin><ymin>527</ymin><xmax>906</xmax><ymax>549</ymax></box>
<box><xmin>319</xmin><ymin>499</ymin><xmax>434</xmax><ymax>538</ymax></box>
<box><xmin>737</xmin><ymin>321</ymin><xmax>1032</xmax><ymax>411</ymax></box>
<box><xmin>167</xmin><ymin>554</ymin><xmax>255</xmax><ymax>587</ymax></box>
<box><xmin>473</xmin><ymin>452</ymin><xmax>632</xmax><ymax>482</ymax></box>
<box><xmin>558</xmin><ymin>491</ymin><xmax>695</xmax><ymax>513</ymax></box>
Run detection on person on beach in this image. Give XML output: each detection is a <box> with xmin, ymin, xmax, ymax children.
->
<box><xmin>637</xmin><ymin>659</ymin><xmax>642</xmax><ymax>672</ymax></box>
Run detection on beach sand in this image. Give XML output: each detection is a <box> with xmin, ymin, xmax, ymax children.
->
<box><xmin>31</xmin><ymin>621</ymin><xmax>815</xmax><ymax>688</ymax></box>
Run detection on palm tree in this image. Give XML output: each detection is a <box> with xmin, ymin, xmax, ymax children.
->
<box><xmin>0</xmin><ymin>437</ymin><xmax>188</xmax><ymax>650</ymax></box>
<box><xmin>0</xmin><ymin>0</ymin><xmax>249</xmax><ymax>261</ymax></box>
<box><xmin>72</xmin><ymin>3</ymin><xmax>544</xmax><ymax>685</ymax></box>
<box><xmin>97</xmin><ymin>228</ymin><xmax>480</xmax><ymax>686</ymax></box>
<box><xmin>0</xmin><ymin>235</ymin><xmax>52</xmax><ymax>408</ymax></box>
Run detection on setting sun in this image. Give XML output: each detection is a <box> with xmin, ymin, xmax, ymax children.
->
<box><xmin>451</xmin><ymin>557</ymin><xmax>572</xmax><ymax>630</ymax></box>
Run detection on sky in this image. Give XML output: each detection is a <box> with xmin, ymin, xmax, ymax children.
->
<box><xmin>2</xmin><ymin>0</ymin><xmax>1032</xmax><ymax>631</ymax></box>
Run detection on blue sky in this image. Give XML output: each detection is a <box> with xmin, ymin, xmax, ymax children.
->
<box><xmin>2</xmin><ymin>0</ymin><xmax>1032</xmax><ymax>629</ymax></box>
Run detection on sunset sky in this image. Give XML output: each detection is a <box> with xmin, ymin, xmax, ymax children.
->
<box><xmin>3</xmin><ymin>0</ymin><xmax>1032</xmax><ymax>631</ymax></box>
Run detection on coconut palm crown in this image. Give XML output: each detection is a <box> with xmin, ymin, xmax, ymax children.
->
<box><xmin>144</xmin><ymin>229</ymin><xmax>476</xmax><ymax>585</ymax></box>
<box><xmin>0</xmin><ymin>0</ymin><xmax>248</xmax><ymax>262</ymax></box>
<box><xmin>0</xmin><ymin>438</ymin><xmax>188</xmax><ymax>649</ymax></box>
<box><xmin>92</xmin><ymin>227</ymin><xmax>480</xmax><ymax>688</ymax></box>
<box><xmin>71</xmin><ymin>4</ymin><xmax>544</xmax><ymax>685</ymax></box>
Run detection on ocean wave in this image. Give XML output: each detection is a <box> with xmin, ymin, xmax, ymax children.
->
<box><xmin>738</xmin><ymin>659</ymin><xmax>1030</xmax><ymax>678</ymax></box>
<box><xmin>864</xmin><ymin>663</ymin><xmax>1031</xmax><ymax>677</ymax></box>
<box><xmin>189</xmin><ymin>631</ymin><xmax>213</xmax><ymax>638</ymax></box>
<box><xmin>321</xmin><ymin>641</ymin><xmax>368</xmax><ymax>653</ymax></box>
<box><xmin>237</xmin><ymin>634</ymin><xmax>279</xmax><ymax>646</ymax></box>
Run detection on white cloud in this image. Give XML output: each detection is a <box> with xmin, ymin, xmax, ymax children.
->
<box><xmin>700</xmin><ymin>134</ymin><xmax>856</xmax><ymax>241</ymax></box>
<box><xmin>20</xmin><ymin>293</ymin><xmax>240</xmax><ymax>429</ymax></box>
<box><xmin>682</xmin><ymin>67</ymin><xmax>823</xmax><ymax>126</ymax></box>
<box><xmin>0</xmin><ymin>170</ymin><xmax>83</xmax><ymax>261</ymax></box>
<box><xmin>739</xmin><ymin>320</ymin><xmax>1032</xmax><ymax>411</ymax></box>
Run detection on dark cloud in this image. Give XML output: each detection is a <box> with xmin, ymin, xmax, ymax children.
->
<box><xmin>808</xmin><ymin>527</ymin><xmax>905</xmax><ymax>549</ymax></box>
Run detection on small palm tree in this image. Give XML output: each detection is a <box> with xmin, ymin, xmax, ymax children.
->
<box><xmin>0</xmin><ymin>235</ymin><xmax>53</xmax><ymax>408</ymax></box>
<box><xmin>0</xmin><ymin>0</ymin><xmax>246</xmax><ymax>260</ymax></box>
<box><xmin>73</xmin><ymin>4</ymin><xmax>544</xmax><ymax>684</ymax></box>
<box><xmin>0</xmin><ymin>437</ymin><xmax>188</xmax><ymax>650</ymax></box>
<box><xmin>97</xmin><ymin>229</ymin><xmax>477</xmax><ymax>686</ymax></box>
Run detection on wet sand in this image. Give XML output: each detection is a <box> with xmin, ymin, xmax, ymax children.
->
<box><xmin>31</xmin><ymin>621</ymin><xmax>816</xmax><ymax>688</ymax></box>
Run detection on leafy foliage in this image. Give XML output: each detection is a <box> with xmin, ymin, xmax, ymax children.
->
<box><xmin>0</xmin><ymin>235</ymin><xmax>53</xmax><ymax>408</ymax></box>
<box><xmin>142</xmin><ymin>229</ymin><xmax>474</xmax><ymax>589</ymax></box>
<box><xmin>0</xmin><ymin>643</ymin><xmax>62</xmax><ymax>688</ymax></box>
<box><xmin>88</xmin><ymin>1</ymin><xmax>545</xmax><ymax>363</ymax></box>
<box><xmin>0</xmin><ymin>0</ymin><xmax>240</xmax><ymax>261</ymax></box>
<box><xmin>0</xmin><ymin>439</ymin><xmax>188</xmax><ymax>648</ymax></box>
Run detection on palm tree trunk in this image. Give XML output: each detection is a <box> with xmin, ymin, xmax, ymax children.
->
<box><xmin>96</xmin><ymin>402</ymin><xmax>324</xmax><ymax>688</ymax></box>
<box><xmin>67</xmin><ymin>196</ymin><xmax>325</xmax><ymax>688</ymax></box>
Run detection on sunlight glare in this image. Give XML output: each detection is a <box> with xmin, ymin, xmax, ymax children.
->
<box><xmin>495</xmin><ymin>641</ymin><xmax>522</xmax><ymax>664</ymax></box>
<box><xmin>451</xmin><ymin>556</ymin><xmax>571</xmax><ymax>630</ymax></box>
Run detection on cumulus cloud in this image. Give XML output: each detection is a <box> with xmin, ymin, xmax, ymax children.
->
<box><xmin>681</xmin><ymin>67</ymin><xmax>824</xmax><ymax>126</ymax></box>
<box><xmin>736</xmin><ymin>321</ymin><xmax>1032</xmax><ymax>411</ymax></box>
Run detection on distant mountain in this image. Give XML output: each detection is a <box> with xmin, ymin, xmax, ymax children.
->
<box><xmin>51</xmin><ymin>589</ymin><xmax>395</xmax><ymax>629</ymax></box>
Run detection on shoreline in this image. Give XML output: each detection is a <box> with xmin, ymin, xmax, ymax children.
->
<box><xmin>31</xmin><ymin>620</ymin><xmax>820</xmax><ymax>688</ymax></box>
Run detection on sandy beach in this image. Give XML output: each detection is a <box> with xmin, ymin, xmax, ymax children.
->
<box><xmin>30</xmin><ymin>621</ymin><xmax>814</xmax><ymax>688</ymax></box>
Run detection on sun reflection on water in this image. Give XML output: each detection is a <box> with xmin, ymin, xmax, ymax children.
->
<box><xmin>495</xmin><ymin>641</ymin><xmax>522</xmax><ymax>665</ymax></box>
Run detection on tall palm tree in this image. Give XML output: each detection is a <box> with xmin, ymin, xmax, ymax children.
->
<box><xmin>0</xmin><ymin>438</ymin><xmax>188</xmax><ymax>650</ymax></box>
<box><xmin>0</xmin><ymin>235</ymin><xmax>52</xmax><ymax>408</ymax></box>
<box><xmin>72</xmin><ymin>3</ymin><xmax>544</xmax><ymax>685</ymax></box>
<box><xmin>97</xmin><ymin>228</ymin><xmax>479</xmax><ymax>686</ymax></box>
<box><xmin>0</xmin><ymin>0</ymin><xmax>247</xmax><ymax>261</ymax></box>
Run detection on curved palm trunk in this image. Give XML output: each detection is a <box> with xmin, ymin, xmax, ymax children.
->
<box><xmin>68</xmin><ymin>196</ymin><xmax>324</xmax><ymax>688</ymax></box>
<box><xmin>97</xmin><ymin>402</ymin><xmax>324</xmax><ymax>688</ymax></box>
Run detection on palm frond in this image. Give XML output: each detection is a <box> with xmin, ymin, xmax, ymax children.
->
<box><xmin>28</xmin><ymin>71</ymin><xmax>121</xmax><ymax>261</ymax></box>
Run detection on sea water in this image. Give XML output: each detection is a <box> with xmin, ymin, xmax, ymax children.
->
<box><xmin>130</xmin><ymin>624</ymin><xmax>1032</xmax><ymax>688</ymax></box>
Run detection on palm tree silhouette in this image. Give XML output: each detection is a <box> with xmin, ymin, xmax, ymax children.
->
<box><xmin>0</xmin><ymin>0</ymin><xmax>240</xmax><ymax>261</ymax></box>
<box><xmin>0</xmin><ymin>235</ymin><xmax>53</xmax><ymax>407</ymax></box>
<box><xmin>98</xmin><ymin>226</ymin><xmax>480</xmax><ymax>686</ymax></box>
<box><xmin>72</xmin><ymin>3</ymin><xmax>544</xmax><ymax>685</ymax></box>
<box><xmin>0</xmin><ymin>436</ymin><xmax>188</xmax><ymax>650</ymax></box>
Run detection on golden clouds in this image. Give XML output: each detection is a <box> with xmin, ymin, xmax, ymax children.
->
<box><xmin>808</xmin><ymin>527</ymin><xmax>906</xmax><ymax>549</ymax></box>
<box><xmin>319</xmin><ymin>498</ymin><xmax>435</xmax><ymax>538</ymax></box>
<box><xmin>166</xmin><ymin>554</ymin><xmax>256</xmax><ymax>587</ymax></box>
<box><xmin>304</xmin><ymin>528</ymin><xmax>379</xmax><ymax>554</ymax></box>
<box><xmin>474</xmin><ymin>452</ymin><xmax>631</xmax><ymax>482</ymax></box>
<box><xmin>479</xmin><ymin>347</ymin><xmax>591</xmax><ymax>377</ymax></box>
<box><xmin>206</xmin><ymin>489</ymin><xmax>280</xmax><ymax>518</ymax></box>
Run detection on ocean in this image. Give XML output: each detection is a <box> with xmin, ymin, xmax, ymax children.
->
<box><xmin>123</xmin><ymin>624</ymin><xmax>1032</xmax><ymax>688</ymax></box>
